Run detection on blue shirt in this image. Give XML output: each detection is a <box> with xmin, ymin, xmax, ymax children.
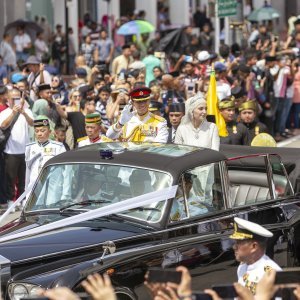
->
<box><xmin>0</xmin><ymin>66</ymin><xmax>7</xmax><ymax>84</ymax></box>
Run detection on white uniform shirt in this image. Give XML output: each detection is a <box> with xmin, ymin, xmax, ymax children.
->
<box><xmin>106</xmin><ymin>111</ymin><xmax>168</xmax><ymax>143</ymax></box>
<box><xmin>25</xmin><ymin>140</ymin><xmax>66</xmax><ymax>189</ymax></box>
<box><xmin>0</xmin><ymin>108</ymin><xmax>33</xmax><ymax>154</ymax></box>
<box><xmin>77</xmin><ymin>135</ymin><xmax>109</xmax><ymax>147</ymax></box>
<box><xmin>13</xmin><ymin>33</ymin><xmax>31</xmax><ymax>52</ymax></box>
<box><xmin>237</xmin><ymin>254</ymin><xmax>282</xmax><ymax>294</ymax></box>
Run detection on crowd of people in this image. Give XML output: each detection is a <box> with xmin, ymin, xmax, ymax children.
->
<box><xmin>0</xmin><ymin>7</ymin><xmax>299</xmax><ymax>300</ymax></box>
<box><xmin>0</xmin><ymin>11</ymin><xmax>299</xmax><ymax>211</ymax></box>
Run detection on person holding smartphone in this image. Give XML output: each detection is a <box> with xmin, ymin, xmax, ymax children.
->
<box><xmin>230</xmin><ymin>217</ymin><xmax>282</xmax><ymax>295</ymax></box>
<box><xmin>106</xmin><ymin>87</ymin><xmax>168</xmax><ymax>143</ymax></box>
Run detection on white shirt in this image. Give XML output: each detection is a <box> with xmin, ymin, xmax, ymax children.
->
<box><xmin>237</xmin><ymin>254</ymin><xmax>282</xmax><ymax>294</ymax></box>
<box><xmin>25</xmin><ymin>140</ymin><xmax>66</xmax><ymax>188</ymax></box>
<box><xmin>175</xmin><ymin>120</ymin><xmax>220</xmax><ymax>151</ymax></box>
<box><xmin>13</xmin><ymin>33</ymin><xmax>31</xmax><ymax>52</ymax></box>
<box><xmin>27</xmin><ymin>70</ymin><xmax>52</xmax><ymax>101</ymax></box>
<box><xmin>34</xmin><ymin>39</ymin><xmax>49</xmax><ymax>60</ymax></box>
<box><xmin>0</xmin><ymin>41</ymin><xmax>17</xmax><ymax>67</ymax></box>
<box><xmin>78</xmin><ymin>135</ymin><xmax>109</xmax><ymax>147</ymax></box>
<box><xmin>0</xmin><ymin>108</ymin><xmax>33</xmax><ymax>154</ymax></box>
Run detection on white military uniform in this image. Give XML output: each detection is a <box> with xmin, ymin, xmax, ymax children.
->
<box><xmin>77</xmin><ymin>135</ymin><xmax>111</xmax><ymax>147</ymax></box>
<box><xmin>230</xmin><ymin>217</ymin><xmax>282</xmax><ymax>295</ymax></box>
<box><xmin>107</xmin><ymin>111</ymin><xmax>169</xmax><ymax>143</ymax></box>
<box><xmin>25</xmin><ymin>140</ymin><xmax>66</xmax><ymax>189</ymax></box>
<box><xmin>237</xmin><ymin>254</ymin><xmax>281</xmax><ymax>294</ymax></box>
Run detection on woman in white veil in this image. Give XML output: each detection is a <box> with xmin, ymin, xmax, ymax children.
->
<box><xmin>174</xmin><ymin>92</ymin><xmax>220</xmax><ymax>150</ymax></box>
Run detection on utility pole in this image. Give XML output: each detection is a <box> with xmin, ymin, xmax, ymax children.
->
<box><xmin>65</xmin><ymin>0</ymin><xmax>70</xmax><ymax>75</ymax></box>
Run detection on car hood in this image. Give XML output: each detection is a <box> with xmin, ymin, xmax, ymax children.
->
<box><xmin>0</xmin><ymin>214</ymin><xmax>152</xmax><ymax>263</ymax></box>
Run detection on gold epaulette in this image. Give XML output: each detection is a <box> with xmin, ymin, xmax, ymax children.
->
<box><xmin>149</xmin><ymin>112</ymin><xmax>165</xmax><ymax>122</ymax></box>
<box><xmin>77</xmin><ymin>136</ymin><xmax>88</xmax><ymax>142</ymax></box>
<box><xmin>101</xmin><ymin>135</ymin><xmax>114</xmax><ymax>142</ymax></box>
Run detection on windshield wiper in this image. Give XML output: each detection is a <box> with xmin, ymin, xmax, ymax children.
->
<box><xmin>127</xmin><ymin>207</ymin><xmax>160</xmax><ymax>212</ymax></box>
<box><xmin>59</xmin><ymin>200</ymin><xmax>110</xmax><ymax>213</ymax></box>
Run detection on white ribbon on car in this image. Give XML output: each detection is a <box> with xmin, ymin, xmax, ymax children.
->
<box><xmin>0</xmin><ymin>185</ymin><xmax>178</xmax><ymax>244</ymax></box>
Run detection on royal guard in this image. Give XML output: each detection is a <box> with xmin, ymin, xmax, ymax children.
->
<box><xmin>77</xmin><ymin>113</ymin><xmax>111</xmax><ymax>147</ymax></box>
<box><xmin>25</xmin><ymin>116</ymin><xmax>66</xmax><ymax>189</ymax></box>
<box><xmin>218</xmin><ymin>98</ymin><xmax>249</xmax><ymax>145</ymax></box>
<box><xmin>106</xmin><ymin>87</ymin><xmax>168</xmax><ymax>142</ymax></box>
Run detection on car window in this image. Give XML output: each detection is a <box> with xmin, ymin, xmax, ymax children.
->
<box><xmin>25</xmin><ymin>164</ymin><xmax>172</xmax><ymax>223</ymax></box>
<box><xmin>227</xmin><ymin>156</ymin><xmax>272</xmax><ymax>207</ymax></box>
<box><xmin>269</xmin><ymin>155</ymin><xmax>293</xmax><ymax>198</ymax></box>
<box><xmin>170</xmin><ymin>163</ymin><xmax>224</xmax><ymax>222</ymax></box>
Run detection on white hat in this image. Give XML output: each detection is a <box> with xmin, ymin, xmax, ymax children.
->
<box><xmin>197</xmin><ymin>51</ymin><xmax>211</xmax><ymax>62</ymax></box>
<box><xmin>230</xmin><ymin>217</ymin><xmax>273</xmax><ymax>240</ymax></box>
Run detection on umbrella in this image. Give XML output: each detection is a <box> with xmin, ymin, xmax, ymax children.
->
<box><xmin>4</xmin><ymin>19</ymin><xmax>43</xmax><ymax>40</ymax></box>
<box><xmin>117</xmin><ymin>20</ymin><xmax>154</xmax><ymax>35</ymax></box>
<box><xmin>247</xmin><ymin>5</ymin><xmax>280</xmax><ymax>22</ymax></box>
<box><xmin>157</xmin><ymin>27</ymin><xmax>190</xmax><ymax>55</ymax></box>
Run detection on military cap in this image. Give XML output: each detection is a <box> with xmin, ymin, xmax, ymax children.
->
<box><xmin>85</xmin><ymin>113</ymin><xmax>101</xmax><ymax>124</ymax></box>
<box><xmin>231</xmin><ymin>86</ymin><xmax>246</xmax><ymax>99</ymax></box>
<box><xmin>230</xmin><ymin>217</ymin><xmax>273</xmax><ymax>240</ymax></box>
<box><xmin>218</xmin><ymin>99</ymin><xmax>235</xmax><ymax>110</ymax></box>
<box><xmin>34</xmin><ymin>116</ymin><xmax>50</xmax><ymax>127</ymax></box>
<box><xmin>38</xmin><ymin>83</ymin><xmax>51</xmax><ymax>92</ymax></box>
<box><xmin>129</xmin><ymin>87</ymin><xmax>151</xmax><ymax>101</ymax></box>
<box><xmin>239</xmin><ymin>100</ymin><xmax>257</xmax><ymax>112</ymax></box>
<box><xmin>149</xmin><ymin>101</ymin><xmax>163</xmax><ymax>112</ymax></box>
<box><xmin>169</xmin><ymin>103</ymin><xmax>185</xmax><ymax>113</ymax></box>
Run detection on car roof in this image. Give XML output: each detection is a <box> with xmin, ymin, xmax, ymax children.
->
<box><xmin>45</xmin><ymin>142</ymin><xmax>226</xmax><ymax>177</ymax></box>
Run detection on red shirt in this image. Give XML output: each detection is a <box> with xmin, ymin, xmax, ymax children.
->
<box><xmin>0</xmin><ymin>104</ymin><xmax>8</xmax><ymax>113</ymax></box>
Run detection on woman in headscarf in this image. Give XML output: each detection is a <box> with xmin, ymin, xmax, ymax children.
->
<box><xmin>175</xmin><ymin>93</ymin><xmax>220</xmax><ymax>150</ymax></box>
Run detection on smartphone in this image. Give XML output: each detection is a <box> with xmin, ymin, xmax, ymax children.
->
<box><xmin>147</xmin><ymin>268</ymin><xmax>182</xmax><ymax>284</ymax></box>
<box><xmin>14</xmin><ymin>98</ymin><xmax>21</xmax><ymax>105</ymax></box>
<box><xmin>275</xmin><ymin>269</ymin><xmax>300</xmax><ymax>285</ymax></box>
<box><xmin>193</xmin><ymin>292</ymin><xmax>213</xmax><ymax>300</ymax></box>
<box><xmin>195</xmin><ymin>83</ymin><xmax>199</xmax><ymax>92</ymax></box>
<box><xmin>212</xmin><ymin>284</ymin><xmax>237</xmax><ymax>298</ymax></box>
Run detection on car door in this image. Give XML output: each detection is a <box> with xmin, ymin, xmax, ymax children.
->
<box><xmin>226</xmin><ymin>154</ymin><xmax>292</xmax><ymax>269</ymax></box>
<box><xmin>166</xmin><ymin>162</ymin><xmax>238</xmax><ymax>290</ymax></box>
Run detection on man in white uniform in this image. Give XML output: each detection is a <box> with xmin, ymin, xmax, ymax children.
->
<box><xmin>106</xmin><ymin>87</ymin><xmax>168</xmax><ymax>143</ymax></box>
<box><xmin>230</xmin><ymin>217</ymin><xmax>282</xmax><ymax>295</ymax></box>
<box><xmin>77</xmin><ymin>113</ymin><xmax>111</xmax><ymax>147</ymax></box>
<box><xmin>25</xmin><ymin>116</ymin><xmax>66</xmax><ymax>189</ymax></box>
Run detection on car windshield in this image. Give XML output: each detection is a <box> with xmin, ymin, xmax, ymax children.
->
<box><xmin>25</xmin><ymin>164</ymin><xmax>172</xmax><ymax>222</ymax></box>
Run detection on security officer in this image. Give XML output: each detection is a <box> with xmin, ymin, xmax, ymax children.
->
<box><xmin>25</xmin><ymin>116</ymin><xmax>66</xmax><ymax>189</ymax></box>
<box><xmin>239</xmin><ymin>100</ymin><xmax>268</xmax><ymax>145</ymax></box>
<box><xmin>77</xmin><ymin>113</ymin><xmax>111</xmax><ymax>147</ymax></box>
<box><xmin>218</xmin><ymin>98</ymin><xmax>249</xmax><ymax>145</ymax></box>
<box><xmin>230</xmin><ymin>217</ymin><xmax>281</xmax><ymax>295</ymax></box>
<box><xmin>106</xmin><ymin>87</ymin><xmax>168</xmax><ymax>142</ymax></box>
<box><xmin>167</xmin><ymin>103</ymin><xmax>185</xmax><ymax>143</ymax></box>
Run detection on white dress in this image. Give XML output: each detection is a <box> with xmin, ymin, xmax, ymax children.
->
<box><xmin>174</xmin><ymin>120</ymin><xmax>220</xmax><ymax>151</ymax></box>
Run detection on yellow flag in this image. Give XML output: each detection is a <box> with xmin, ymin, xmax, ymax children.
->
<box><xmin>206</xmin><ymin>70</ymin><xmax>228</xmax><ymax>137</ymax></box>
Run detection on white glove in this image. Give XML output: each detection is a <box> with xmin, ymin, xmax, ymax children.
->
<box><xmin>119</xmin><ymin>103</ymin><xmax>133</xmax><ymax>125</ymax></box>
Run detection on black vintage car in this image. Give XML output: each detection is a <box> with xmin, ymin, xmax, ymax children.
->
<box><xmin>0</xmin><ymin>143</ymin><xmax>299</xmax><ymax>300</ymax></box>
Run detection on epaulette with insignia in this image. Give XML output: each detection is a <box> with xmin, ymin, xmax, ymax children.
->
<box><xmin>150</xmin><ymin>112</ymin><xmax>165</xmax><ymax>122</ymax></box>
<box><xmin>77</xmin><ymin>136</ymin><xmax>88</xmax><ymax>142</ymax></box>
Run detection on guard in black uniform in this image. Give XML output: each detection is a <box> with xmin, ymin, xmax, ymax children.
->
<box><xmin>239</xmin><ymin>100</ymin><xmax>268</xmax><ymax>145</ymax></box>
<box><xmin>218</xmin><ymin>98</ymin><xmax>249</xmax><ymax>145</ymax></box>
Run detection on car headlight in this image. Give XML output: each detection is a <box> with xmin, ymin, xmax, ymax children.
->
<box><xmin>8</xmin><ymin>283</ymin><xmax>41</xmax><ymax>300</ymax></box>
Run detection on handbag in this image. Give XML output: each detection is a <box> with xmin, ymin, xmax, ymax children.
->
<box><xmin>0</xmin><ymin>112</ymin><xmax>20</xmax><ymax>152</ymax></box>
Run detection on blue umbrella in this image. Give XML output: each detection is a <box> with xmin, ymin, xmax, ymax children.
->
<box><xmin>117</xmin><ymin>20</ymin><xmax>155</xmax><ymax>35</ymax></box>
<box><xmin>248</xmin><ymin>5</ymin><xmax>280</xmax><ymax>22</ymax></box>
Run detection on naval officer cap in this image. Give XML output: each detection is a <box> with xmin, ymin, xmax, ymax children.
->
<box><xmin>149</xmin><ymin>100</ymin><xmax>163</xmax><ymax>112</ymax></box>
<box><xmin>129</xmin><ymin>87</ymin><xmax>152</xmax><ymax>101</ymax></box>
<box><xmin>230</xmin><ymin>217</ymin><xmax>273</xmax><ymax>241</ymax></box>
<box><xmin>34</xmin><ymin>116</ymin><xmax>50</xmax><ymax>128</ymax></box>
